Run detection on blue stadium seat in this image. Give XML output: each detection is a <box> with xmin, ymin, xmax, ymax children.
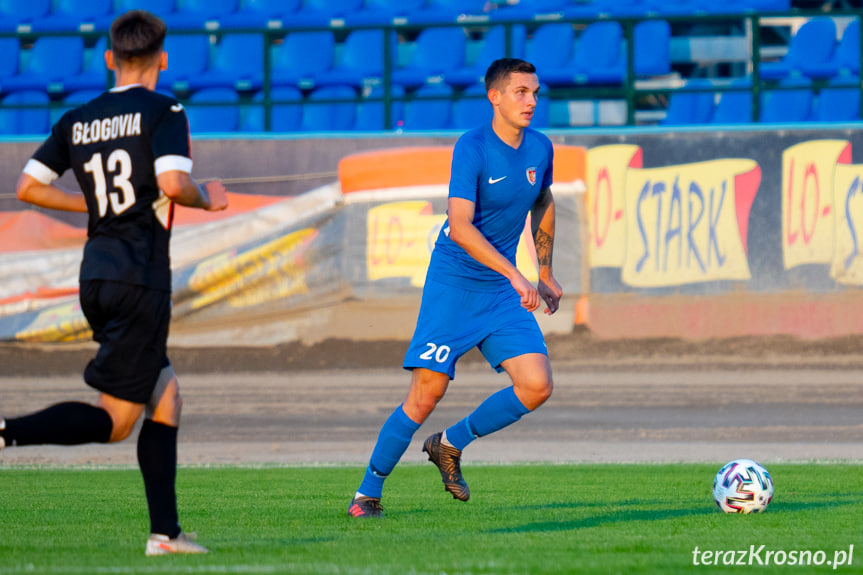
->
<box><xmin>0</xmin><ymin>90</ymin><xmax>50</xmax><ymax>134</ymax></box>
<box><xmin>185</xmin><ymin>88</ymin><xmax>239</xmax><ymax>133</ymax></box>
<box><xmin>94</xmin><ymin>0</ymin><xmax>177</xmax><ymax>30</ymax></box>
<box><xmin>53</xmin><ymin>89</ymin><xmax>103</xmax><ymax>123</ymax></box>
<box><xmin>301</xmin><ymin>85</ymin><xmax>356</xmax><ymax>132</ymax></box>
<box><xmin>64</xmin><ymin>89</ymin><xmax>102</xmax><ymax>105</ymax></box>
<box><xmin>662</xmin><ymin>80</ymin><xmax>714</xmax><ymax>125</ymax></box>
<box><xmin>220</xmin><ymin>0</ymin><xmax>300</xmax><ymax>30</ymax></box>
<box><xmin>403</xmin><ymin>83</ymin><xmax>452</xmax><ymax>130</ymax></box>
<box><xmin>802</xmin><ymin>19</ymin><xmax>860</xmax><ymax>81</ymax></box>
<box><xmin>3</xmin><ymin>36</ymin><xmax>83</xmax><ymax>93</ymax></box>
<box><xmin>157</xmin><ymin>35</ymin><xmax>211</xmax><ymax>94</ymax></box>
<box><xmin>451</xmin><ymin>84</ymin><xmax>492</xmax><ymax>130</ymax></box>
<box><xmin>447</xmin><ymin>25</ymin><xmax>526</xmax><ymax>88</ymax></box>
<box><xmin>490</xmin><ymin>0</ymin><xmax>571</xmax><ymax>22</ymax></box>
<box><xmin>64</xmin><ymin>37</ymin><xmax>110</xmax><ymax>93</ymax></box>
<box><xmin>314</xmin><ymin>30</ymin><xmax>396</xmax><ymax>88</ymax></box>
<box><xmin>392</xmin><ymin>28</ymin><xmax>466</xmax><ymax>89</ymax></box>
<box><xmin>163</xmin><ymin>0</ymin><xmax>238</xmax><ymax>30</ymax></box>
<box><xmin>347</xmin><ymin>0</ymin><xmax>424</xmax><ymax>26</ymax></box>
<box><xmin>31</xmin><ymin>0</ymin><xmax>112</xmax><ymax>32</ymax></box>
<box><xmin>526</xmin><ymin>24</ymin><xmax>576</xmax><ymax>87</ymax></box>
<box><xmin>532</xmin><ymin>87</ymin><xmax>550</xmax><ymax>129</ymax></box>
<box><xmin>187</xmin><ymin>34</ymin><xmax>264</xmax><ymax>92</ymax></box>
<box><xmin>289</xmin><ymin>0</ymin><xmax>364</xmax><ymax>29</ymax></box>
<box><xmin>812</xmin><ymin>78</ymin><xmax>860</xmax><ymax>122</ymax></box>
<box><xmin>242</xmin><ymin>87</ymin><xmax>303</xmax><ymax>132</ymax></box>
<box><xmin>0</xmin><ymin>37</ymin><xmax>20</xmax><ymax>91</ymax></box>
<box><xmin>635</xmin><ymin>20</ymin><xmax>671</xmax><ymax>77</ymax></box>
<box><xmin>761</xmin><ymin>17</ymin><xmax>836</xmax><ymax>81</ymax></box>
<box><xmin>271</xmin><ymin>31</ymin><xmax>335</xmax><ymax>89</ymax></box>
<box><xmin>355</xmin><ymin>84</ymin><xmax>405</xmax><ymax>131</ymax></box>
<box><xmin>571</xmin><ymin>21</ymin><xmax>625</xmax><ymax>85</ymax></box>
<box><xmin>407</xmin><ymin>0</ymin><xmax>487</xmax><ymax>24</ymax></box>
<box><xmin>711</xmin><ymin>79</ymin><xmax>753</xmax><ymax>124</ymax></box>
<box><xmin>761</xmin><ymin>77</ymin><xmax>813</xmax><ymax>122</ymax></box>
<box><xmin>0</xmin><ymin>0</ymin><xmax>51</xmax><ymax>32</ymax></box>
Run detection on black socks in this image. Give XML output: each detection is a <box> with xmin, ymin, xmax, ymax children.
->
<box><xmin>2</xmin><ymin>402</ymin><xmax>112</xmax><ymax>446</ymax></box>
<box><xmin>137</xmin><ymin>419</ymin><xmax>181</xmax><ymax>538</ymax></box>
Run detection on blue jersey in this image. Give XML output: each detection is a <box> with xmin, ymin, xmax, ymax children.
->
<box><xmin>428</xmin><ymin>123</ymin><xmax>554</xmax><ymax>290</ymax></box>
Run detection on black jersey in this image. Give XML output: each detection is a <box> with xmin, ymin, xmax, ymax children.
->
<box><xmin>24</xmin><ymin>85</ymin><xmax>192</xmax><ymax>292</ymax></box>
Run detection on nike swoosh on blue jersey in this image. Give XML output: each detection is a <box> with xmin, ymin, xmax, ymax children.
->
<box><xmin>488</xmin><ymin>176</ymin><xmax>507</xmax><ymax>184</ymax></box>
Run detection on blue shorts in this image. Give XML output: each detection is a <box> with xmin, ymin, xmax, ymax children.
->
<box><xmin>403</xmin><ymin>278</ymin><xmax>547</xmax><ymax>379</ymax></box>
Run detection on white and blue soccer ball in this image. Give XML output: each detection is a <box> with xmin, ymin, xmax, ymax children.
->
<box><xmin>712</xmin><ymin>459</ymin><xmax>774</xmax><ymax>514</ymax></box>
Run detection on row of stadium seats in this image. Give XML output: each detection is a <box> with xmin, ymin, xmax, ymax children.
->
<box><xmin>0</xmin><ymin>22</ymin><xmax>671</xmax><ymax>97</ymax></box>
<box><xmin>6</xmin><ymin>14</ymin><xmax>860</xmax><ymax>101</ymax></box>
<box><xmin>0</xmin><ymin>84</ymin><xmax>522</xmax><ymax>134</ymax></box>
<box><xmin>761</xmin><ymin>17</ymin><xmax>860</xmax><ymax>80</ymax></box>
<box><xmin>662</xmin><ymin>77</ymin><xmax>862</xmax><ymax>124</ymax></box>
<box><xmin>0</xmin><ymin>0</ymin><xmax>793</xmax><ymax>33</ymax></box>
<box><xmin>3</xmin><ymin>77</ymin><xmax>859</xmax><ymax>135</ymax></box>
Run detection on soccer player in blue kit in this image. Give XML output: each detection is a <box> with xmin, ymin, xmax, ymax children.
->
<box><xmin>349</xmin><ymin>58</ymin><xmax>562</xmax><ymax>517</ymax></box>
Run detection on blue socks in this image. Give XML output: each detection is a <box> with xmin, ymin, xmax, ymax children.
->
<box><xmin>445</xmin><ymin>386</ymin><xmax>530</xmax><ymax>451</ymax></box>
<box><xmin>357</xmin><ymin>405</ymin><xmax>421</xmax><ymax>499</ymax></box>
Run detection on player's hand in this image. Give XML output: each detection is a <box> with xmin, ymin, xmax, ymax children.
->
<box><xmin>511</xmin><ymin>272</ymin><xmax>540</xmax><ymax>312</ymax></box>
<box><xmin>538</xmin><ymin>274</ymin><xmax>562</xmax><ymax>315</ymax></box>
<box><xmin>204</xmin><ymin>181</ymin><xmax>229</xmax><ymax>211</ymax></box>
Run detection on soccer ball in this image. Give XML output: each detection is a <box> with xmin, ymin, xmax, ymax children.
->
<box><xmin>712</xmin><ymin>459</ymin><xmax>774</xmax><ymax>514</ymax></box>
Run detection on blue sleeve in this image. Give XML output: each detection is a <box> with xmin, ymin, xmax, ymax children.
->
<box><xmin>542</xmin><ymin>137</ymin><xmax>554</xmax><ymax>190</ymax></box>
<box><xmin>448</xmin><ymin>133</ymin><xmax>484</xmax><ymax>202</ymax></box>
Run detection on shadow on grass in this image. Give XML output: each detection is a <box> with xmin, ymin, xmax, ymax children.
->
<box><xmin>485</xmin><ymin>493</ymin><xmax>863</xmax><ymax>534</ymax></box>
<box><xmin>485</xmin><ymin>505</ymin><xmax>715</xmax><ymax>534</ymax></box>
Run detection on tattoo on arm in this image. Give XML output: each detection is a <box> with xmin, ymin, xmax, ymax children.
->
<box><xmin>535</xmin><ymin>228</ymin><xmax>553</xmax><ymax>268</ymax></box>
<box><xmin>532</xmin><ymin>186</ymin><xmax>555</xmax><ymax>268</ymax></box>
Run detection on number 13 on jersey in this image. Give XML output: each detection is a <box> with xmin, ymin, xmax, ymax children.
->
<box><xmin>83</xmin><ymin>150</ymin><xmax>136</xmax><ymax>217</ymax></box>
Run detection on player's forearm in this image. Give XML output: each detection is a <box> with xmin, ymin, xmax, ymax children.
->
<box><xmin>16</xmin><ymin>174</ymin><xmax>87</xmax><ymax>212</ymax></box>
<box><xmin>158</xmin><ymin>171</ymin><xmax>211</xmax><ymax>209</ymax></box>
<box><xmin>531</xmin><ymin>192</ymin><xmax>555</xmax><ymax>277</ymax></box>
<box><xmin>449</xmin><ymin>221</ymin><xmax>520</xmax><ymax>280</ymax></box>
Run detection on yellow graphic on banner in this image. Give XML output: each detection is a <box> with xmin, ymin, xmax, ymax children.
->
<box><xmin>586</xmin><ymin>144</ymin><xmax>641</xmax><ymax>268</ymax></box>
<box><xmin>621</xmin><ymin>160</ymin><xmax>756</xmax><ymax>287</ymax></box>
<box><xmin>367</xmin><ymin>201</ymin><xmax>445</xmax><ymax>287</ymax></box>
<box><xmin>366</xmin><ymin>201</ymin><xmax>538</xmax><ymax>287</ymax></box>
<box><xmin>188</xmin><ymin>228</ymin><xmax>316</xmax><ymax>310</ymax></box>
<box><xmin>15</xmin><ymin>301</ymin><xmax>91</xmax><ymax>343</ymax></box>
<box><xmin>782</xmin><ymin>140</ymin><xmax>850</xmax><ymax>269</ymax></box>
<box><xmin>831</xmin><ymin>164</ymin><xmax>863</xmax><ymax>285</ymax></box>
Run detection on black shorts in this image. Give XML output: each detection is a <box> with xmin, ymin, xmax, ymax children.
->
<box><xmin>80</xmin><ymin>279</ymin><xmax>172</xmax><ymax>404</ymax></box>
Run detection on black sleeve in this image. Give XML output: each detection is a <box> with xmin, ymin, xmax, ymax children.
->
<box><xmin>151</xmin><ymin>102</ymin><xmax>192</xmax><ymax>165</ymax></box>
<box><xmin>30</xmin><ymin>116</ymin><xmax>72</xmax><ymax>179</ymax></box>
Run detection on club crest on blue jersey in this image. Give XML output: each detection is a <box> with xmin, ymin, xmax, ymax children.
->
<box><xmin>526</xmin><ymin>167</ymin><xmax>537</xmax><ymax>185</ymax></box>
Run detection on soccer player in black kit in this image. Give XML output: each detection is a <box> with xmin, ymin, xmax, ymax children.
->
<box><xmin>2</xmin><ymin>10</ymin><xmax>228</xmax><ymax>555</ymax></box>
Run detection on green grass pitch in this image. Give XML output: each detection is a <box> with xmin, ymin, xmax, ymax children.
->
<box><xmin>0</xmin><ymin>464</ymin><xmax>861</xmax><ymax>574</ymax></box>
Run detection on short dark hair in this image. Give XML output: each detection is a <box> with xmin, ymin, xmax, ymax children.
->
<box><xmin>110</xmin><ymin>10</ymin><xmax>167</xmax><ymax>65</ymax></box>
<box><xmin>485</xmin><ymin>58</ymin><xmax>536</xmax><ymax>92</ymax></box>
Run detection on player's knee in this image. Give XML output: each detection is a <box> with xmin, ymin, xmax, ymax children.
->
<box><xmin>407</xmin><ymin>392</ymin><xmax>441</xmax><ymax>419</ymax></box>
<box><xmin>516</xmin><ymin>376</ymin><xmax>553</xmax><ymax>410</ymax></box>
<box><xmin>107</xmin><ymin>414</ymin><xmax>137</xmax><ymax>442</ymax></box>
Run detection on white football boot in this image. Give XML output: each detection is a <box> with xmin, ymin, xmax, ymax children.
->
<box><xmin>145</xmin><ymin>531</ymin><xmax>209</xmax><ymax>556</ymax></box>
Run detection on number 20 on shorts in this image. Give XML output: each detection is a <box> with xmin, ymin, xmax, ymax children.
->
<box><xmin>420</xmin><ymin>343</ymin><xmax>451</xmax><ymax>363</ymax></box>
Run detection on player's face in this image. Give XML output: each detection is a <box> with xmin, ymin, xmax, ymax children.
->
<box><xmin>493</xmin><ymin>72</ymin><xmax>540</xmax><ymax>129</ymax></box>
